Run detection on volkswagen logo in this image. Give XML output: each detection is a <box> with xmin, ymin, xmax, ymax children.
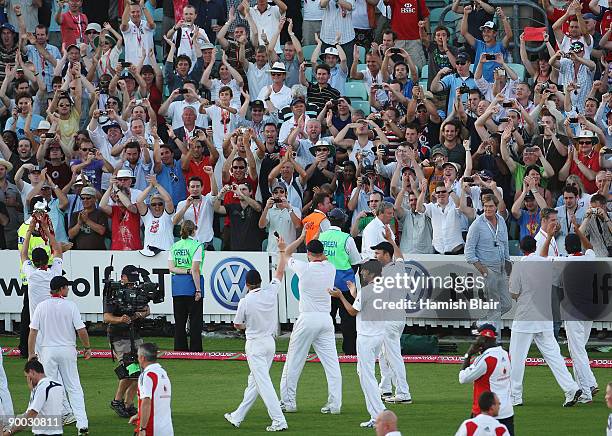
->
<box><xmin>210</xmin><ymin>257</ymin><xmax>256</xmax><ymax>310</ymax></box>
<box><xmin>403</xmin><ymin>260</ymin><xmax>432</xmax><ymax>314</ymax></box>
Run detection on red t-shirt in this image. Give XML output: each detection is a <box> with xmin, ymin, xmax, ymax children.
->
<box><xmin>222</xmin><ymin>175</ymin><xmax>258</xmax><ymax>226</ymax></box>
<box><xmin>184</xmin><ymin>157</ymin><xmax>212</xmax><ymax>195</ymax></box>
<box><xmin>570</xmin><ymin>151</ymin><xmax>600</xmax><ymax>194</ymax></box>
<box><xmin>388</xmin><ymin>0</ymin><xmax>429</xmax><ymax>41</ymax></box>
<box><xmin>60</xmin><ymin>12</ymin><xmax>88</xmax><ymax>45</ymax></box>
<box><xmin>110</xmin><ymin>205</ymin><xmax>142</xmax><ymax>250</ymax></box>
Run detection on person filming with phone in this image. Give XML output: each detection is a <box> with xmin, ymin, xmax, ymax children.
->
<box><xmin>173</xmin><ymin>174</ymin><xmax>218</xmax><ymax>250</ymax></box>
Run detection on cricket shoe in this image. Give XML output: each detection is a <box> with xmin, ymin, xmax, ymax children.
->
<box><xmin>280</xmin><ymin>402</ymin><xmax>297</xmax><ymax>413</ymax></box>
<box><xmin>125</xmin><ymin>404</ymin><xmax>138</xmax><ymax>417</ymax></box>
<box><xmin>110</xmin><ymin>400</ymin><xmax>131</xmax><ymax>418</ymax></box>
<box><xmin>360</xmin><ymin>419</ymin><xmax>375</xmax><ymax>428</ymax></box>
<box><xmin>266</xmin><ymin>422</ymin><xmax>288</xmax><ymax>432</ymax></box>
<box><xmin>62</xmin><ymin>413</ymin><xmax>76</xmax><ymax>425</ymax></box>
<box><xmin>563</xmin><ymin>389</ymin><xmax>582</xmax><ymax>407</ymax></box>
<box><xmin>381</xmin><ymin>392</ymin><xmax>393</xmax><ymax>400</ymax></box>
<box><xmin>320</xmin><ymin>404</ymin><xmax>341</xmax><ymax>414</ymax></box>
<box><xmin>577</xmin><ymin>393</ymin><xmax>593</xmax><ymax>404</ymax></box>
<box><xmin>78</xmin><ymin>428</ymin><xmax>89</xmax><ymax>436</ymax></box>
<box><xmin>384</xmin><ymin>395</ymin><xmax>412</xmax><ymax>404</ymax></box>
<box><xmin>591</xmin><ymin>386</ymin><xmax>600</xmax><ymax>397</ymax></box>
<box><xmin>224</xmin><ymin>413</ymin><xmax>240</xmax><ymax>428</ymax></box>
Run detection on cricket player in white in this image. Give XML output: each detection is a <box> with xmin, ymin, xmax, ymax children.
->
<box><xmin>371</xmin><ymin>226</ymin><xmax>412</xmax><ymax>404</ymax></box>
<box><xmin>129</xmin><ymin>343</ymin><xmax>173</xmax><ymax>436</ymax></box>
<box><xmin>540</xmin><ymin>222</ymin><xmax>599</xmax><ymax>403</ymax></box>
<box><xmin>28</xmin><ymin>275</ymin><xmax>91</xmax><ymax>435</ymax></box>
<box><xmin>225</xmin><ymin>236</ymin><xmax>289</xmax><ymax>432</ymax></box>
<box><xmin>455</xmin><ymin>392</ymin><xmax>510</xmax><ymax>436</ymax></box>
<box><xmin>279</xmin><ymin>229</ymin><xmax>342</xmax><ymax>414</ymax></box>
<box><xmin>509</xmin><ymin>235</ymin><xmax>582</xmax><ymax>408</ymax></box>
<box><xmin>3</xmin><ymin>359</ymin><xmax>64</xmax><ymax>436</ymax></box>
<box><xmin>0</xmin><ymin>347</ymin><xmax>14</xmax><ymax>425</ymax></box>
<box><xmin>329</xmin><ymin>260</ymin><xmax>387</xmax><ymax>428</ymax></box>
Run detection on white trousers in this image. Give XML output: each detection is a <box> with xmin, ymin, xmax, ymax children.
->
<box><xmin>565</xmin><ymin>320</ymin><xmax>597</xmax><ymax>398</ymax></box>
<box><xmin>231</xmin><ymin>336</ymin><xmax>286</xmax><ymax>426</ymax></box>
<box><xmin>280</xmin><ymin>312</ymin><xmax>342</xmax><ymax>410</ymax></box>
<box><xmin>0</xmin><ymin>351</ymin><xmax>14</xmax><ymax>419</ymax></box>
<box><xmin>509</xmin><ymin>330</ymin><xmax>578</xmax><ymax>402</ymax></box>
<box><xmin>357</xmin><ymin>334</ymin><xmax>386</xmax><ymax>420</ymax></box>
<box><xmin>39</xmin><ymin>346</ymin><xmax>88</xmax><ymax>429</ymax></box>
<box><xmin>379</xmin><ymin>321</ymin><xmax>410</xmax><ymax>398</ymax></box>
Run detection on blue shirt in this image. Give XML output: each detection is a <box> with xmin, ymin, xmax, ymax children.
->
<box><xmin>517</xmin><ymin>209</ymin><xmax>541</xmax><ymax>240</ymax></box>
<box><xmin>465</xmin><ymin>213</ymin><xmax>509</xmax><ymax>269</ymax></box>
<box><xmin>121</xmin><ymin>159</ymin><xmax>153</xmax><ymax>192</ymax></box>
<box><xmin>473</xmin><ymin>39</ymin><xmax>507</xmax><ymax>83</ymax></box>
<box><xmin>5</xmin><ymin>114</ymin><xmax>44</xmax><ymax>140</ymax></box>
<box><xmin>70</xmin><ymin>159</ymin><xmax>104</xmax><ymax>191</ymax></box>
<box><xmin>401</xmin><ymin>79</ymin><xmax>414</xmax><ymax>100</ymax></box>
<box><xmin>156</xmin><ymin>160</ymin><xmax>187</xmax><ymax>206</ymax></box>
<box><xmin>440</xmin><ymin>73</ymin><xmax>478</xmax><ymax>117</ymax></box>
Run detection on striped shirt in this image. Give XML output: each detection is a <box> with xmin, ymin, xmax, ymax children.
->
<box><xmin>307</xmin><ymin>82</ymin><xmax>340</xmax><ymax>113</ymax></box>
<box><xmin>320</xmin><ymin>0</ymin><xmax>355</xmax><ymax>45</ymax></box>
<box><xmin>25</xmin><ymin>44</ymin><xmax>62</xmax><ymax>92</ymax></box>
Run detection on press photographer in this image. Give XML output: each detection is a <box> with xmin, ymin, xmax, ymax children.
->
<box><xmin>103</xmin><ymin>265</ymin><xmax>161</xmax><ymax>419</ymax></box>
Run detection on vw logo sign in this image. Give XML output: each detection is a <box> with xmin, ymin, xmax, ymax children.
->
<box><xmin>403</xmin><ymin>260</ymin><xmax>432</xmax><ymax>314</ymax></box>
<box><xmin>210</xmin><ymin>257</ymin><xmax>256</xmax><ymax>310</ymax></box>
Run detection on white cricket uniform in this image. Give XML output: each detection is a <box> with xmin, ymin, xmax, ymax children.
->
<box><xmin>0</xmin><ymin>348</ymin><xmax>14</xmax><ymax>421</ymax></box>
<box><xmin>455</xmin><ymin>413</ymin><xmax>510</xmax><ymax>436</ymax></box>
<box><xmin>508</xmin><ymin>253</ymin><xmax>580</xmax><ymax>404</ymax></box>
<box><xmin>30</xmin><ymin>296</ymin><xmax>88</xmax><ymax>429</ymax></box>
<box><xmin>280</xmin><ymin>258</ymin><xmax>342</xmax><ymax>411</ymax></box>
<box><xmin>22</xmin><ymin>258</ymin><xmax>63</xmax><ymax>318</ymax></box>
<box><xmin>558</xmin><ymin>250</ymin><xmax>598</xmax><ymax>401</ymax></box>
<box><xmin>229</xmin><ymin>278</ymin><xmax>287</xmax><ymax>427</ymax></box>
<box><xmin>353</xmin><ymin>284</ymin><xmax>387</xmax><ymax>420</ymax></box>
<box><xmin>378</xmin><ymin>259</ymin><xmax>411</xmax><ymax>400</ymax></box>
<box><xmin>458</xmin><ymin>346</ymin><xmax>513</xmax><ymax>420</ymax></box>
<box><xmin>27</xmin><ymin>377</ymin><xmax>64</xmax><ymax>435</ymax></box>
<box><xmin>137</xmin><ymin>363</ymin><xmax>173</xmax><ymax>436</ymax></box>
<box><xmin>360</xmin><ymin>217</ymin><xmax>394</xmax><ymax>260</ymax></box>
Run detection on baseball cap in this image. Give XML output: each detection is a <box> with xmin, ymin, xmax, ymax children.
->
<box><xmin>570</xmin><ymin>41</ymin><xmax>585</xmax><ymax>52</ymax></box>
<box><xmin>583</xmin><ymin>12</ymin><xmax>597</xmax><ymax>20</ymax></box>
<box><xmin>270</xmin><ymin>180</ymin><xmax>287</xmax><ymax>192</ymax></box>
<box><xmin>370</xmin><ymin>241</ymin><xmax>394</xmax><ymax>256</ymax></box>
<box><xmin>201</xmin><ymin>42</ymin><xmax>215</xmax><ymax>50</ymax></box>
<box><xmin>431</xmin><ymin>146</ymin><xmax>448</xmax><ymax>157</ymax></box>
<box><xmin>50</xmin><ymin>276</ymin><xmax>70</xmax><ymax>292</ymax></box>
<box><xmin>363</xmin><ymin>164</ymin><xmax>375</xmax><ymax>175</ymax></box>
<box><xmin>102</xmin><ymin>121</ymin><xmax>122</xmax><ymax>133</ymax></box>
<box><xmin>37</xmin><ymin>120</ymin><xmax>51</xmax><ymax>131</ymax></box>
<box><xmin>306</xmin><ymin>239</ymin><xmax>324</xmax><ymax>254</ymax></box>
<box><xmin>477</xmin><ymin>169</ymin><xmax>494</xmax><ymax>180</ymax></box>
<box><xmin>245</xmin><ymin>270</ymin><xmax>262</xmax><ymax>286</ymax></box>
<box><xmin>476</xmin><ymin>323</ymin><xmax>497</xmax><ymax>338</ymax></box>
<box><xmin>250</xmin><ymin>99</ymin><xmax>265</xmax><ymax>109</ymax></box>
<box><xmin>74</xmin><ymin>174</ymin><xmax>90</xmax><ymax>186</ymax></box>
<box><xmin>30</xmin><ymin>165</ymin><xmax>42</xmax><ymax>173</ymax></box>
<box><xmin>524</xmin><ymin>191</ymin><xmax>536</xmax><ymax>201</ymax></box>
<box><xmin>65</xmin><ymin>43</ymin><xmax>80</xmax><ymax>52</ymax></box>
<box><xmin>121</xmin><ymin>265</ymin><xmax>140</xmax><ymax>282</ymax></box>
<box><xmin>85</xmin><ymin>23</ymin><xmax>102</xmax><ymax>33</ymax></box>
<box><xmin>327</xmin><ymin>208</ymin><xmax>347</xmax><ymax>223</ymax></box>
<box><xmin>456</xmin><ymin>52</ymin><xmax>470</xmax><ymax>63</ymax></box>
<box><xmin>443</xmin><ymin>161</ymin><xmax>461</xmax><ymax>172</ymax></box>
<box><xmin>291</xmin><ymin>97</ymin><xmax>306</xmax><ymax>107</ymax></box>
<box><xmin>0</xmin><ymin>23</ymin><xmax>16</xmax><ymax>33</ymax></box>
<box><xmin>480</xmin><ymin>21</ymin><xmax>498</xmax><ymax>31</ymax></box>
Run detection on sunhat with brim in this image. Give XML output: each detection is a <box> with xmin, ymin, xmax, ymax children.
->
<box><xmin>575</xmin><ymin>130</ymin><xmax>599</xmax><ymax>145</ymax></box>
<box><xmin>93</xmin><ymin>34</ymin><xmax>117</xmax><ymax>48</ymax></box>
<box><xmin>267</xmin><ymin>62</ymin><xmax>286</xmax><ymax>74</ymax></box>
<box><xmin>309</xmin><ymin>139</ymin><xmax>336</xmax><ymax>156</ymax></box>
<box><xmin>320</xmin><ymin>47</ymin><xmax>340</xmax><ymax>61</ymax></box>
<box><xmin>0</xmin><ymin>158</ymin><xmax>12</xmax><ymax>172</ymax></box>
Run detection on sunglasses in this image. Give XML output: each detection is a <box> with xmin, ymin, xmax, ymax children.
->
<box><xmin>456</xmin><ymin>61</ymin><xmax>468</xmax><ymax>65</ymax></box>
<box><xmin>151</xmin><ymin>202</ymin><xmax>164</xmax><ymax>206</ymax></box>
<box><xmin>316</xmin><ymin>147</ymin><xmax>328</xmax><ymax>153</ymax></box>
<box><xmin>80</xmin><ymin>195</ymin><xmax>93</xmax><ymax>200</ymax></box>
<box><xmin>368</xmin><ymin>200</ymin><xmax>380</xmax><ymax>204</ymax></box>
<box><xmin>435</xmin><ymin>190</ymin><xmax>447</xmax><ymax>194</ymax></box>
<box><xmin>232</xmin><ymin>166</ymin><xmax>246</xmax><ymax>170</ymax></box>
<box><xmin>271</xmin><ymin>73</ymin><xmax>284</xmax><ymax>76</ymax></box>
<box><xmin>578</xmin><ymin>141</ymin><xmax>592</xmax><ymax>145</ymax></box>
<box><xmin>41</xmin><ymin>186</ymin><xmax>51</xmax><ymax>190</ymax></box>
<box><xmin>81</xmin><ymin>148</ymin><xmax>93</xmax><ymax>152</ymax></box>
<box><xmin>417</xmin><ymin>109</ymin><xmax>427</xmax><ymax>114</ymax></box>
<box><xmin>169</xmin><ymin>171</ymin><xmax>179</xmax><ymax>182</ymax></box>
<box><xmin>58</xmin><ymin>104</ymin><xmax>71</xmax><ymax>108</ymax></box>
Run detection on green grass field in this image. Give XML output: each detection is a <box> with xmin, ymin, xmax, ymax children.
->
<box><xmin>1</xmin><ymin>335</ymin><xmax>611</xmax><ymax>435</ymax></box>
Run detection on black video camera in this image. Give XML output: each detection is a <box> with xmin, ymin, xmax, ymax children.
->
<box><xmin>103</xmin><ymin>265</ymin><xmax>164</xmax><ymax>316</ymax></box>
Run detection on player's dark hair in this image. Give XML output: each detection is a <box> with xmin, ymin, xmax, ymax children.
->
<box><xmin>590</xmin><ymin>193</ymin><xmax>606</xmax><ymax>207</ymax></box>
<box><xmin>312</xmin><ymin>193</ymin><xmax>329</xmax><ymax>210</ymax></box>
<box><xmin>24</xmin><ymin>358</ymin><xmax>44</xmax><ymax>373</ymax></box>
<box><xmin>188</xmin><ymin>176</ymin><xmax>203</xmax><ymax>186</ymax></box>
<box><xmin>180</xmin><ymin>220</ymin><xmax>196</xmax><ymax>239</ymax></box>
<box><xmin>361</xmin><ymin>259</ymin><xmax>382</xmax><ymax>279</ymax></box>
<box><xmin>563</xmin><ymin>186</ymin><xmax>579</xmax><ymax>197</ymax></box>
<box><xmin>520</xmin><ymin>236</ymin><xmax>536</xmax><ymax>255</ymax></box>
<box><xmin>138</xmin><ymin>343</ymin><xmax>158</xmax><ymax>362</ymax></box>
<box><xmin>541</xmin><ymin>207</ymin><xmax>557</xmax><ymax>221</ymax></box>
<box><xmin>478</xmin><ymin>391</ymin><xmax>496</xmax><ymax>412</ymax></box>
<box><xmin>564</xmin><ymin>233</ymin><xmax>582</xmax><ymax>254</ymax></box>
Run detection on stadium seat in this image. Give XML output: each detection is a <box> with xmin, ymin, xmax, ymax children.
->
<box><xmin>351</xmin><ymin>99</ymin><xmax>371</xmax><ymax>115</ymax></box>
<box><xmin>508</xmin><ymin>240</ymin><xmax>522</xmax><ymax>256</ymax></box>
<box><xmin>358</xmin><ymin>45</ymin><xmax>366</xmax><ymax>63</ymax></box>
<box><xmin>262</xmin><ymin>239</ymin><xmax>268</xmax><ymax>251</ymax></box>
<box><xmin>508</xmin><ymin>63</ymin><xmax>527</xmax><ymax>81</ymax></box>
<box><xmin>305</xmin><ymin>67</ymin><xmax>313</xmax><ymax>82</ymax></box>
<box><xmin>212</xmin><ymin>237</ymin><xmax>222</xmax><ymax>251</ymax></box>
<box><xmin>357</xmin><ymin>63</ymin><xmax>368</xmax><ymax>72</ymax></box>
<box><xmin>421</xmin><ymin>64</ymin><xmax>429</xmax><ymax>81</ymax></box>
<box><xmin>302</xmin><ymin>44</ymin><xmax>317</xmax><ymax>61</ymax></box>
<box><xmin>344</xmin><ymin>82</ymin><xmax>368</xmax><ymax>100</ymax></box>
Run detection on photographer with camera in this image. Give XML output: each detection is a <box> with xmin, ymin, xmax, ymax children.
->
<box><xmin>168</xmin><ymin>220</ymin><xmax>203</xmax><ymax>352</ymax></box>
<box><xmin>579</xmin><ymin>193</ymin><xmax>612</xmax><ymax>257</ymax></box>
<box><xmin>103</xmin><ymin>264</ymin><xmax>150</xmax><ymax>418</ymax></box>
<box><xmin>458</xmin><ymin>324</ymin><xmax>514</xmax><ymax>434</ymax></box>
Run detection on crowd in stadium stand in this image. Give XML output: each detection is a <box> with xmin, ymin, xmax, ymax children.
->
<box><xmin>0</xmin><ymin>0</ymin><xmax>610</xmax><ymax>258</ymax></box>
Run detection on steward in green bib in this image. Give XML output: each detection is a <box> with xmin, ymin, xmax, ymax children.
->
<box><xmin>168</xmin><ymin>220</ymin><xmax>204</xmax><ymax>352</ymax></box>
<box><xmin>318</xmin><ymin>208</ymin><xmax>362</xmax><ymax>355</ymax></box>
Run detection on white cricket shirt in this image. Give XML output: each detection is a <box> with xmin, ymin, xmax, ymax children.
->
<box><xmin>27</xmin><ymin>377</ymin><xmax>63</xmax><ymax>435</ymax></box>
<box><xmin>288</xmin><ymin>257</ymin><xmax>335</xmax><ymax>313</ymax></box>
<box><xmin>353</xmin><ymin>284</ymin><xmax>386</xmax><ymax>337</ymax></box>
<box><xmin>138</xmin><ymin>363</ymin><xmax>173</xmax><ymax>436</ymax></box>
<box><xmin>30</xmin><ymin>297</ymin><xmax>85</xmax><ymax>347</ymax></box>
<box><xmin>22</xmin><ymin>258</ymin><xmax>63</xmax><ymax>318</ymax></box>
<box><xmin>175</xmin><ymin>194</ymin><xmax>214</xmax><ymax>244</ymax></box>
<box><xmin>234</xmin><ymin>278</ymin><xmax>280</xmax><ymax>340</ymax></box>
<box><xmin>455</xmin><ymin>413</ymin><xmax>510</xmax><ymax>436</ymax></box>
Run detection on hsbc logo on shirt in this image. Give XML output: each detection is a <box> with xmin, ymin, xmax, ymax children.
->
<box><xmin>401</xmin><ymin>3</ymin><xmax>416</xmax><ymax>13</ymax></box>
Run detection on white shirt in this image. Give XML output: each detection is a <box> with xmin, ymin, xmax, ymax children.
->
<box><xmin>247</xmin><ymin>4</ymin><xmax>282</xmax><ymax>53</ymax></box>
<box><xmin>534</xmin><ymin>228</ymin><xmax>559</xmax><ymax>257</ymax></box>
<box><xmin>257</xmin><ymin>84</ymin><xmax>292</xmax><ymax>112</ymax></box>
<box><xmin>22</xmin><ymin>258</ymin><xmax>63</xmax><ymax>318</ymax></box>
<box><xmin>30</xmin><ymin>297</ymin><xmax>85</xmax><ymax>347</ymax></box>
<box><xmin>303</xmin><ymin>0</ymin><xmax>324</xmax><ymax>20</ymax></box>
<box><xmin>560</xmin><ymin>35</ymin><xmax>593</xmax><ymax>61</ymax></box>
<box><xmin>234</xmin><ymin>278</ymin><xmax>280</xmax><ymax>340</ymax></box>
<box><xmin>264</xmin><ymin>205</ymin><xmax>301</xmax><ymax>253</ymax></box>
<box><xmin>361</xmin><ymin>217</ymin><xmax>394</xmax><ymax>260</ymax></box>
<box><xmin>142</xmin><ymin>210</ymin><xmax>175</xmax><ymax>251</ymax></box>
<box><xmin>362</xmin><ymin>68</ymin><xmax>387</xmax><ymax>103</ymax></box>
<box><xmin>288</xmin><ymin>257</ymin><xmax>335</xmax><ymax>313</ymax></box>
<box><xmin>138</xmin><ymin>363</ymin><xmax>173</xmax><ymax>436</ymax></box>
<box><xmin>353</xmin><ymin>284</ymin><xmax>386</xmax><ymax>337</ymax></box>
<box><xmin>279</xmin><ymin>114</ymin><xmax>310</xmax><ymax>145</ymax></box>
<box><xmin>122</xmin><ymin>19</ymin><xmax>155</xmax><ymax>65</ymax></box>
<box><xmin>246</xmin><ymin>62</ymin><xmax>272</xmax><ymax>100</ymax></box>
<box><xmin>423</xmin><ymin>201</ymin><xmax>465</xmax><ymax>253</ymax></box>
<box><xmin>455</xmin><ymin>414</ymin><xmax>510</xmax><ymax>436</ymax></box>
<box><xmin>27</xmin><ymin>377</ymin><xmax>64</xmax><ymax>434</ymax></box>
<box><xmin>166</xmin><ymin>100</ymin><xmax>207</xmax><ymax>130</ymax></box>
<box><xmin>348</xmin><ymin>139</ymin><xmax>376</xmax><ymax>167</ymax></box>
<box><xmin>209</xmin><ymin>78</ymin><xmax>242</xmax><ymax>108</ymax></box>
<box><xmin>174</xmin><ymin>24</ymin><xmax>209</xmax><ymax>69</ymax></box>
<box><xmin>175</xmin><ymin>194</ymin><xmax>215</xmax><ymax>244</ymax></box>
<box><xmin>205</xmin><ymin>104</ymin><xmax>238</xmax><ymax>149</ymax></box>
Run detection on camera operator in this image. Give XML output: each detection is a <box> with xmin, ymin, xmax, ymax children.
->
<box><xmin>103</xmin><ymin>265</ymin><xmax>150</xmax><ymax>419</ymax></box>
<box><xmin>579</xmin><ymin>194</ymin><xmax>612</xmax><ymax>257</ymax></box>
